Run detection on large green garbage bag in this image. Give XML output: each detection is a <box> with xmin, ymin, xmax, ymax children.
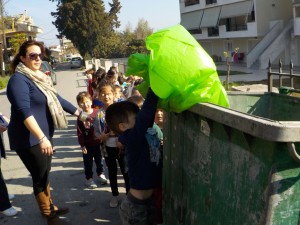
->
<box><xmin>126</xmin><ymin>24</ymin><xmax>229</xmax><ymax>113</ymax></box>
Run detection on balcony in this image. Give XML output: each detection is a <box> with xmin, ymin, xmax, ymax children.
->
<box><xmin>16</xmin><ymin>23</ymin><xmax>42</xmax><ymax>34</ymax></box>
<box><xmin>218</xmin><ymin>22</ymin><xmax>258</xmax><ymax>38</ymax></box>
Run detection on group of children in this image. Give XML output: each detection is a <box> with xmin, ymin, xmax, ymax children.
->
<box><xmin>76</xmin><ymin>66</ymin><xmax>164</xmax><ymax>225</ymax></box>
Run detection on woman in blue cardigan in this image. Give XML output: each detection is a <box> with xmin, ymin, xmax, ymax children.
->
<box><xmin>6</xmin><ymin>40</ymin><xmax>90</xmax><ymax>225</ymax></box>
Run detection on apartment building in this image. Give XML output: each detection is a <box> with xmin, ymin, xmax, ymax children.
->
<box><xmin>2</xmin><ymin>11</ymin><xmax>42</xmax><ymax>49</ymax></box>
<box><xmin>180</xmin><ymin>0</ymin><xmax>297</xmax><ymax>68</ymax></box>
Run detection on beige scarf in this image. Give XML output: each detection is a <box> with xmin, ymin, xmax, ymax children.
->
<box><xmin>16</xmin><ymin>62</ymin><xmax>68</xmax><ymax>129</ymax></box>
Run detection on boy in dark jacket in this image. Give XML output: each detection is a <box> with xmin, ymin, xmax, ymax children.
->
<box><xmin>105</xmin><ymin>88</ymin><xmax>162</xmax><ymax>225</ymax></box>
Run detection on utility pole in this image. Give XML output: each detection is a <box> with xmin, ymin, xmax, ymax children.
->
<box><xmin>0</xmin><ymin>0</ymin><xmax>4</xmax><ymax>76</ymax></box>
<box><xmin>0</xmin><ymin>0</ymin><xmax>7</xmax><ymax>63</ymax></box>
<box><xmin>0</xmin><ymin>42</ymin><xmax>4</xmax><ymax>76</ymax></box>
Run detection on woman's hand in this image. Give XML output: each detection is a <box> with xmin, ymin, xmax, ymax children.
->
<box><xmin>39</xmin><ymin>137</ymin><xmax>53</xmax><ymax>156</ymax></box>
<box><xmin>23</xmin><ymin>116</ymin><xmax>53</xmax><ymax>155</ymax></box>
<box><xmin>0</xmin><ymin>113</ymin><xmax>9</xmax><ymax>132</ymax></box>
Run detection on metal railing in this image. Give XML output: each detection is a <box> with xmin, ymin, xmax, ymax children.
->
<box><xmin>268</xmin><ymin>59</ymin><xmax>300</xmax><ymax>92</ymax></box>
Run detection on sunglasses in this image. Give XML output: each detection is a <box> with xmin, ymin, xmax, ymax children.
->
<box><xmin>28</xmin><ymin>53</ymin><xmax>43</xmax><ymax>60</ymax></box>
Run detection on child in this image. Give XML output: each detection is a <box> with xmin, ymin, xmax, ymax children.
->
<box><xmin>90</xmin><ymin>68</ymin><xmax>107</xmax><ymax>109</ymax></box>
<box><xmin>113</xmin><ymin>85</ymin><xmax>126</xmax><ymax>102</ymax></box>
<box><xmin>105</xmin><ymin>88</ymin><xmax>162</xmax><ymax>224</ymax></box>
<box><xmin>94</xmin><ymin>84</ymin><xmax>129</xmax><ymax>208</ymax></box>
<box><xmin>127</xmin><ymin>95</ymin><xmax>144</xmax><ymax>109</ymax></box>
<box><xmin>127</xmin><ymin>95</ymin><xmax>163</xmax><ymax>224</ymax></box>
<box><xmin>153</xmin><ymin>108</ymin><xmax>164</xmax><ymax>225</ymax></box>
<box><xmin>85</xmin><ymin>68</ymin><xmax>94</xmax><ymax>97</ymax></box>
<box><xmin>106</xmin><ymin>67</ymin><xmax>120</xmax><ymax>86</ymax></box>
<box><xmin>76</xmin><ymin>91</ymin><xmax>107</xmax><ymax>189</ymax></box>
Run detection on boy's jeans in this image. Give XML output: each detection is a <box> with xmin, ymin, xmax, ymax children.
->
<box><xmin>119</xmin><ymin>192</ymin><xmax>156</xmax><ymax>225</ymax></box>
<box><xmin>83</xmin><ymin>144</ymin><xmax>104</xmax><ymax>179</ymax></box>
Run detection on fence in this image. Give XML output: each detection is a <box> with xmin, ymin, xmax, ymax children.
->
<box><xmin>85</xmin><ymin>58</ymin><xmax>128</xmax><ymax>74</ymax></box>
<box><xmin>268</xmin><ymin>59</ymin><xmax>300</xmax><ymax>92</ymax></box>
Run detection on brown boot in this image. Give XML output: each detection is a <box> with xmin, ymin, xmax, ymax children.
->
<box><xmin>46</xmin><ymin>184</ymin><xmax>69</xmax><ymax>215</ymax></box>
<box><xmin>35</xmin><ymin>191</ymin><xmax>56</xmax><ymax>219</ymax></box>
<box><xmin>35</xmin><ymin>191</ymin><xmax>71</xmax><ymax>225</ymax></box>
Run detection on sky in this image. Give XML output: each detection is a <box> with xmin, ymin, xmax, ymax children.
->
<box><xmin>5</xmin><ymin>0</ymin><xmax>181</xmax><ymax>47</ymax></box>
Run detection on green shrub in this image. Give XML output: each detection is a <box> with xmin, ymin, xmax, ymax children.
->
<box><xmin>0</xmin><ymin>76</ymin><xmax>10</xmax><ymax>89</ymax></box>
<box><xmin>5</xmin><ymin>63</ymin><xmax>13</xmax><ymax>76</ymax></box>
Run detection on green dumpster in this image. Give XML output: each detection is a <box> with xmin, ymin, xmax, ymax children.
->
<box><xmin>163</xmin><ymin>92</ymin><xmax>300</xmax><ymax>225</ymax></box>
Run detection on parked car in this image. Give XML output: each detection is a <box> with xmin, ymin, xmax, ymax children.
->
<box><xmin>40</xmin><ymin>61</ymin><xmax>57</xmax><ymax>85</ymax></box>
<box><xmin>70</xmin><ymin>57</ymin><xmax>82</xmax><ymax>69</ymax></box>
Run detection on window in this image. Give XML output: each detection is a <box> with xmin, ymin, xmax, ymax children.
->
<box><xmin>207</xmin><ymin>27</ymin><xmax>219</xmax><ymax>37</ymax></box>
<box><xmin>206</xmin><ymin>0</ymin><xmax>217</xmax><ymax>5</ymax></box>
<box><xmin>224</xmin><ymin>41</ymin><xmax>233</xmax><ymax>52</ymax></box>
<box><xmin>219</xmin><ymin>17</ymin><xmax>248</xmax><ymax>32</ymax></box>
<box><xmin>188</xmin><ymin>29</ymin><xmax>202</xmax><ymax>34</ymax></box>
<box><xmin>295</xmin><ymin>6</ymin><xmax>300</xmax><ymax>18</ymax></box>
<box><xmin>185</xmin><ymin>0</ymin><xmax>199</xmax><ymax>7</ymax></box>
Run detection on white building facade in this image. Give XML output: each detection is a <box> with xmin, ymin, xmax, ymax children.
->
<box><xmin>5</xmin><ymin>11</ymin><xmax>43</xmax><ymax>48</ymax></box>
<box><xmin>180</xmin><ymin>0</ymin><xmax>298</xmax><ymax>68</ymax></box>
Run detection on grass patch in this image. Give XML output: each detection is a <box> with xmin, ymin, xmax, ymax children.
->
<box><xmin>0</xmin><ymin>76</ymin><xmax>10</xmax><ymax>90</ymax></box>
<box><xmin>217</xmin><ymin>70</ymin><xmax>251</xmax><ymax>76</ymax></box>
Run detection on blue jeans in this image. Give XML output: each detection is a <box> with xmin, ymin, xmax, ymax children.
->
<box><xmin>119</xmin><ymin>192</ymin><xmax>156</xmax><ymax>225</ymax></box>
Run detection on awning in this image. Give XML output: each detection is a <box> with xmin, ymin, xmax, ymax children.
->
<box><xmin>180</xmin><ymin>10</ymin><xmax>203</xmax><ymax>30</ymax></box>
<box><xmin>200</xmin><ymin>7</ymin><xmax>221</xmax><ymax>28</ymax></box>
<box><xmin>220</xmin><ymin>0</ymin><xmax>253</xmax><ymax>19</ymax></box>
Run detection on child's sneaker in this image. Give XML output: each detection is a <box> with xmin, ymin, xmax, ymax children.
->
<box><xmin>8</xmin><ymin>194</ymin><xmax>15</xmax><ymax>200</ymax></box>
<box><xmin>109</xmin><ymin>196</ymin><xmax>118</xmax><ymax>208</ymax></box>
<box><xmin>86</xmin><ymin>178</ymin><xmax>97</xmax><ymax>189</ymax></box>
<box><xmin>1</xmin><ymin>207</ymin><xmax>18</xmax><ymax>217</ymax></box>
<box><xmin>99</xmin><ymin>174</ymin><xmax>107</xmax><ymax>185</ymax></box>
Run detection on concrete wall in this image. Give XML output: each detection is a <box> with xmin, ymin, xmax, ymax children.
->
<box><xmin>199</xmin><ymin>38</ymin><xmax>252</xmax><ymax>63</ymax></box>
<box><xmin>256</xmin><ymin>0</ymin><xmax>293</xmax><ymax>36</ymax></box>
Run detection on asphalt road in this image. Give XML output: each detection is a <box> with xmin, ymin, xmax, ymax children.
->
<box><xmin>0</xmin><ymin>63</ymin><xmax>124</xmax><ymax>225</ymax></box>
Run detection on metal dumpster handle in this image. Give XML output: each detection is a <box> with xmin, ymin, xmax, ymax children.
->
<box><xmin>287</xmin><ymin>143</ymin><xmax>300</xmax><ymax>163</ymax></box>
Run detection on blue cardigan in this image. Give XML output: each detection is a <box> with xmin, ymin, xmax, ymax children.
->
<box><xmin>6</xmin><ymin>72</ymin><xmax>77</xmax><ymax>150</ymax></box>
